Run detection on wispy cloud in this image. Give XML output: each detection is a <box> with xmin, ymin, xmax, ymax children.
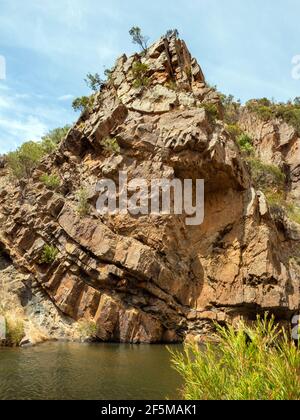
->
<box><xmin>0</xmin><ymin>82</ymin><xmax>75</xmax><ymax>152</ymax></box>
<box><xmin>0</xmin><ymin>115</ymin><xmax>47</xmax><ymax>141</ymax></box>
<box><xmin>58</xmin><ymin>94</ymin><xmax>74</xmax><ymax>101</ymax></box>
<box><xmin>0</xmin><ymin>0</ymin><xmax>300</xmax><ymax>153</ymax></box>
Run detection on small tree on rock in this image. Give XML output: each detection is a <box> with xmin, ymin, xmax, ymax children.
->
<box><xmin>85</xmin><ymin>73</ymin><xmax>105</xmax><ymax>92</ymax></box>
<box><xmin>129</xmin><ymin>27</ymin><xmax>149</xmax><ymax>52</ymax></box>
<box><xmin>165</xmin><ymin>29</ymin><xmax>179</xmax><ymax>39</ymax></box>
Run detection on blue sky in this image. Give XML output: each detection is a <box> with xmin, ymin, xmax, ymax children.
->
<box><xmin>0</xmin><ymin>0</ymin><xmax>299</xmax><ymax>153</ymax></box>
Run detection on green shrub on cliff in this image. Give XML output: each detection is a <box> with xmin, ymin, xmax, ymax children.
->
<box><xmin>85</xmin><ymin>73</ymin><xmax>104</xmax><ymax>92</ymax></box>
<box><xmin>237</xmin><ymin>133</ymin><xmax>254</xmax><ymax>154</ymax></box>
<box><xmin>202</xmin><ymin>103</ymin><xmax>219</xmax><ymax>123</ymax></box>
<box><xmin>40</xmin><ymin>173</ymin><xmax>61</xmax><ymax>190</ymax></box>
<box><xmin>72</xmin><ymin>95</ymin><xmax>95</xmax><ymax>113</ymax></box>
<box><xmin>7</xmin><ymin>141</ymin><xmax>45</xmax><ymax>179</ymax></box>
<box><xmin>76</xmin><ymin>188</ymin><xmax>90</xmax><ymax>217</ymax></box>
<box><xmin>76</xmin><ymin>319</ymin><xmax>98</xmax><ymax>342</ymax></box>
<box><xmin>6</xmin><ymin>126</ymin><xmax>70</xmax><ymax>179</ymax></box>
<box><xmin>221</xmin><ymin>94</ymin><xmax>241</xmax><ymax>124</ymax></box>
<box><xmin>40</xmin><ymin>245</ymin><xmax>59</xmax><ymax>264</ymax></box>
<box><xmin>247</xmin><ymin>158</ymin><xmax>285</xmax><ymax>192</ymax></box>
<box><xmin>132</xmin><ymin>62</ymin><xmax>150</xmax><ymax>88</ymax></box>
<box><xmin>169</xmin><ymin>316</ymin><xmax>300</xmax><ymax>400</ymax></box>
<box><xmin>41</xmin><ymin>126</ymin><xmax>70</xmax><ymax>154</ymax></box>
<box><xmin>246</xmin><ymin>98</ymin><xmax>300</xmax><ymax>134</ymax></box>
<box><xmin>226</xmin><ymin>123</ymin><xmax>242</xmax><ymax>139</ymax></box>
<box><xmin>286</xmin><ymin>203</ymin><xmax>300</xmax><ymax>225</ymax></box>
<box><xmin>247</xmin><ymin>158</ymin><xmax>296</xmax><ymax>221</ymax></box>
<box><xmin>101</xmin><ymin>137</ymin><xmax>121</xmax><ymax>155</ymax></box>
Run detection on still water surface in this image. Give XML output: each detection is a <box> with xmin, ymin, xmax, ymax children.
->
<box><xmin>0</xmin><ymin>342</ymin><xmax>182</xmax><ymax>400</ymax></box>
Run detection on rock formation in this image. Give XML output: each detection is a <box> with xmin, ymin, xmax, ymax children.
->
<box><xmin>0</xmin><ymin>35</ymin><xmax>299</xmax><ymax>344</ymax></box>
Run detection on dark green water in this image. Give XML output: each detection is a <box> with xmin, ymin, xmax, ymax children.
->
<box><xmin>0</xmin><ymin>343</ymin><xmax>183</xmax><ymax>400</ymax></box>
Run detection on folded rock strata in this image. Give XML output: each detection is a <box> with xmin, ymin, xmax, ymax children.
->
<box><xmin>0</xmin><ymin>35</ymin><xmax>299</xmax><ymax>343</ymax></box>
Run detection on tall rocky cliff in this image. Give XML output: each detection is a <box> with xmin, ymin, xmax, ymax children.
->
<box><xmin>0</xmin><ymin>36</ymin><xmax>299</xmax><ymax>344</ymax></box>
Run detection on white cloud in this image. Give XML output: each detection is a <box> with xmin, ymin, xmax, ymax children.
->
<box><xmin>15</xmin><ymin>93</ymin><xmax>31</xmax><ymax>99</ymax></box>
<box><xmin>58</xmin><ymin>94</ymin><xmax>74</xmax><ymax>101</ymax></box>
<box><xmin>0</xmin><ymin>115</ymin><xmax>47</xmax><ymax>142</ymax></box>
<box><xmin>0</xmin><ymin>84</ymin><xmax>74</xmax><ymax>153</ymax></box>
<box><xmin>0</xmin><ymin>96</ymin><xmax>14</xmax><ymax>110</ymax></box>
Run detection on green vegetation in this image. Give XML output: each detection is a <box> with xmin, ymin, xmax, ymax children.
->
<box><xmin>6</xmin><ymin>126</ymin><xmax>69</xmax><ymax>179</ymax></box>
<box><xmin>237</xmin><ymin>133</ymin><xmax>254</xmax><ymax>154</ymax></box>
<box><xmin>165</xmin><ymin>79</ymin><xmax>178</xmax><ymax>91</ymax></box>
<box><xmin>7</xmin><ymin>141</ymin><xmax>45</xmax><ymax>179</ymax></box>
<box><xmin>165</xmin><ymin>29</ymin><xmax>180</xmax><ymax>39</ymax></box>
<box><xmin>85</xmin><ymin>73</ymin><xmax>104</xmax><ymax>92</ymax></box>
<box><xmin>226</xmin><ymin>123</ymin><xmax>242</xmax><ymax>139</ymax></box>
<box><xmin>5</xmin><ymin>315</ymin><xmax>25</xmax><ymax>347</ymax></box>
<box><xmin>41</xmin><ymin>126</ymin><xmax>70</xmax><ymax>154</ymax></box>
<box><xmin>104</xmin><ymin>68</ymin><xmax>113</xmax><ymax>85</ymax></box>
<box><xmin>40</xmin><ymin>245</ymin><xmax>59</xmax><ymax>264</ymax></box>
<box><xmin>76</xmin><ymin>188</ymin><xmax>90</xmax><ymax>217</ymax></box>
<box><xmin>286</xmin><ymin>203</ymin><xmax>300</xmax><ymax>225</ymax></box>
<box><xmin>169</xmin><ymin>315</ymin><xmax>300</xmax><ymax>400</ymax></box>
<box><xmin>76</xmin><ymin>318</ymin><xmax>98</xmax><ymax>342</ymax></box>
<box><xmin>185</xmin><ymin>67</ymin><xmax>192</xmax><ymax>80</ymax></box>
<box><xmin>132</xmin><ymin>61</ymin><xmax>150</xmax><ymax>88</ymax></box>
<box><xmin>40</xmin><ymin>173</ymin><xmax>61</xmax><ymax>190</ymax></box>
<box><xmin>0</xmin><ymin>278</ymin><xmax>25</xmax><ymax>347</ymax></box>
<box><xmin>248</xmin><ymin>158</ymin><xmax>300</xmax><ymax>225</ymax></box>
<box><xmin>72</xmin><ymin>95</ymin><xmax>95</xmax><ymax>114</ymax></box>
<box><xmin>129</xmin><ymin>26</ymin><xmax>149</xmax><ymax>52</ymax></box>
<box><xmin>202</xmin><ymin>103</ymin><xmax>219</xmax><ymax>123</ymax></box>
<box><xmin>73</xmin><ymin>72</ymin><xmax>110</xmax><ymax>114</ymax></box>
<box><xmin>248</xmin><ymin>158</ymin><xmax>287</xmax><ymax>218</ymax></box>
<box><xmin>247</xmin><ymin>158</ymin><xmax>285</xmax><ymax>192</ymax></box>
<box><xmin>221</xmin><ymin>93</ymin><xmax>241</xmax><ymax>125</ymax></box>
<box><xmin>246</xmin><ymin>98</ymin><xmax>300</xmax><ymax>134</ymax></box>
<box><xmin>101</xmin><ymin>137</ymin><xmax>121</xmax><ymax>155</ymax></box>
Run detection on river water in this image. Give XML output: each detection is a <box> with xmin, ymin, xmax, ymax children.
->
<box><xmin>0</xmin><ymin>342</ymin><xmax>183</xmax><ymax>400</ymax></box>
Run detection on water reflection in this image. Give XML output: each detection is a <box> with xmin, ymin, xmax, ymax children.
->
<box><xmin>0</xmin><ymin>343</ymin><xmax>182</xmax><ymax>400</ymax></box>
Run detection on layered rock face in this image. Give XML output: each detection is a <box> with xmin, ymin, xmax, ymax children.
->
<box><xmin>0</xmin><ymin>36</ymin><xmax>299</xmax><ymax>343</ymax></box>
<box><xmin>239</xmin><ymin>110</ymin><xmax>300</xmax><ymax>201</ymax></box>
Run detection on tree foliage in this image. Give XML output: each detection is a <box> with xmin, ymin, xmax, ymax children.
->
<box><xmin>72</xmin><ymin>96</ymin><xmax>94</xmax><ymax>113</ymax></box>
<box><xmin>246</xmin><ymin>97</ymin><xmax>300</xmax><ymax>134</ymax></box>
<box><xmin>6</xmin><ymin>126</ymin><xmax>69</xmax><ymax>179</ymax></box>
<box><xmin>221</xmin><ymin>94</ymin><xmax>241</xmax><ymax>124</ymax></box>
<box><xmin>165</xmin><ymin>29</ymin><xmax>180</xmax><ymax>39</ymax></box>
<box><xmin>132</xmin><ymin>62</ymin><xmax>150</xmax><ymax>88</ymax></box>
<box><xmin>41</xmin><ymin>125</ymin><xmax>70</xmax><ymax>154</ymax></box>
<box><xmin>129</xmin><ymin>26</ymin><xmax>149</xmax><ymax>52</ymax></box>
<box><xmin>84</xmin><ymin>73</ymin><xmax>105</xmax><ymax>92</ymax></box>
<box><xmin>237</xmin><ymin>133</ymin><xmax>254</xmax><ymax>154</ymax></box>
<box><xmin>7</xmin><ymin>141</ymin><xmax>45</xmax><ymax>179</ymax></box>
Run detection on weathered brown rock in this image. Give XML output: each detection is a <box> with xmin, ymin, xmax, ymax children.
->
<box><xmin>0</xmin><ymin>36</ymin><xmax>299</xmax><ymax>343</ymax></box>
<box><xmin>239</xmin><ymin>109</ymin><xmax>300</xmax><ymax>201</ymax></box>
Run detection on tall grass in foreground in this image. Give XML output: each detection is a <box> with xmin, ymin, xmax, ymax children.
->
<box><xmin>0</xmin><ymin>278</ymin><xmax>25</xmax><ymax>346</ymax></box>
<box><xmin>0</xmin><ymin>276</ymin><xmax>48</xmax><ymax>347</ymax></box>
<box><xmin>169</xmin><ymin>316</ymin><xmax>300</xmax><ymax>400</ymax></box>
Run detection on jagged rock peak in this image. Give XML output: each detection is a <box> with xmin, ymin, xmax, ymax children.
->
<box><xmin>105</xmin><ymin>35</ymin><xmax>221</xmax><ymax>109</ymax></box>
